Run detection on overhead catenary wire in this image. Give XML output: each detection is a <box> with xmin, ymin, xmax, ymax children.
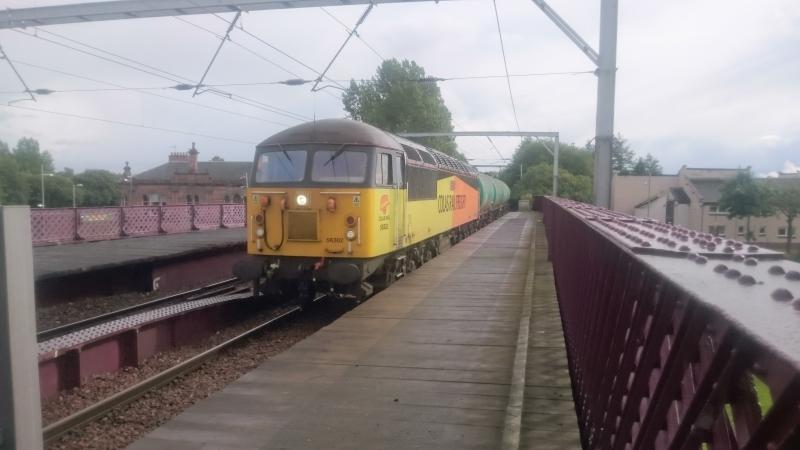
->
<box><xmin>172</xmin><ymin>16</ymin><xmax>302</xmax><ymax>79</ymax></box>
<box><xmin>12</xmin><ymin>28</ymin><xmax>310</xmax><ymax>122</ymax></box>
<box><xmin>3</xmin><ymin>103</ymin><xmax>258</xmax><ymax>145</ymax></box>
<box><xmin>0</xmin><ymin>69</ymin><xmax>596</xmax><ymax>95</ymax></box>
<box><xmin>191</xmin><ymin>10</ymin><xmax>241</xmax><ymax>97</ymax></box>
<box><xmin>491</xmin><ymin>0</ymin><xmax>521</xmax><ymax>132</ymax></box>
<box><xmin>208</xmin><ymin>13</ymin><xmax>343</xmax><ymax>99</ymax></box>
<box><xmin>311</xmin><ymin>4</ymin><xmax>375</xmax><ymax>92</ymax></box>
<box><xmin>3</xmin><ymin>59</ymin><xmax>292</xmax><ymax>127</ymax></box>
<box><xmin>0</xmin><ymin>43</ymin><xmax>36</xmax><ymax>103</ymax></box>
<box><xmin>319</xmin><ymin>7</ymin><xmax>385</xmax><ymax>62</ymax></box>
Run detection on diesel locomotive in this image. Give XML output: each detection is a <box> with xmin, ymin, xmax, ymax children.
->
<box><xmin>234</xmin><ymin>119</ymin><xmax>510</xmax><ymax>302</ymax></box>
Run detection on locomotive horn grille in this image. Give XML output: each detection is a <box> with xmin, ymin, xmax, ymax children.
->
<box><xmin>287</xmin><ymin>210</ymin><xmax>319</xmax><ymax>241</ymax></box>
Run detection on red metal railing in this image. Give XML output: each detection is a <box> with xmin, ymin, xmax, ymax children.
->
<box><xmin>30</xmin><ymin>204</ymin><xmax>246</xmax><ymax>246</ymax></box>
<box><xmin>540</xmin><ymin>197</ymin><xmax>800</xmax><ymax>450</ymax></box>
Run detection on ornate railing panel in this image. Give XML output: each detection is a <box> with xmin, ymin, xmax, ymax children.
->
<box><xmin>540</xmin><ymin>197</ymin><xmax>800</xmax><ymax>450</ymax></box>
<box><xmin>77</xmin><ymin>208</ymin><xmax>122</xmax><ymax>241</ymax></box>
<box><xmin>193</xmin><ymin>204</ymin><xmax>222</xmax><ymax>230</ymax></box>
<box><xmin>31</xmin><ymin>204</ymin><xmax>245</xmax><ymax>246</ymax></box>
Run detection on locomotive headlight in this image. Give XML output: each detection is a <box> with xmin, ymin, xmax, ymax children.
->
<box><xmin>346</xmin><ymin>229</ymin><xmax>356</xmax><ymax>241</ymax></box>
<box><xmin>256</xmin><ymin>228</ymin><xmax>264</xmax><ymax>237</ymax></box>
<box><xmin>296</xmin><ymin>194</ymin><xmax>308</xmax><ymax>206</ymax></box>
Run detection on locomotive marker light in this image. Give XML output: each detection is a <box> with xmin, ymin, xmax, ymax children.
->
<box><xmin>346</xmin><ymin>229</ymin><xmax>356</xmax><ymax>241</ymax></box>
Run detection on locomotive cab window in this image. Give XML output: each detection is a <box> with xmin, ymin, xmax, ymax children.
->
<box><xmin>393</xmin><ymin>154</ymin><xmax>404</xmax><ymax>186</ymax></box>
<box><xmin>376</xmin><ymin>153</ymin><xmax>394</xmax><ymax>185</ymax></box>
<box><xmin>255</xmin><ymin>149</ymin><xmax>307</xmax><ymax>183</ymax></box>
<box><xmin>311</xmin><ymin>149</ymin><xmax>368</xmax><ymax>183</ymax></box>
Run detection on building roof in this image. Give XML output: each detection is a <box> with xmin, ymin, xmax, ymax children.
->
<box><xmin>690</xmin><ymin>179</ymin><xmax>725</xmax><ymax>203</ymax></box>
<box><xmin>633</xmin><ymin>195</ymin><xmax>661</xmax><ymax>209</ymax></box>
<box><xmin>670</xmin><ymin>187</ymin><xmax>691</xmax><ymax>204</ymax></box>
<box><xmin>135</xmin><ymin>161</ymin><xmax>251</xmax><ymax>183</ymax></box>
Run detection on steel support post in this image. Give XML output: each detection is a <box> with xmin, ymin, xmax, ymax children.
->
<box><xmin>0</xmin><ymin>206</ymin><xmax>43</xmax><ymax>450</ymax></box>
<box><xmin>552</xmin><ymin>136</ymin><xmax>560</xmax><ymax>197</ymax></box>
<box><xmin>593</xmin><ymin>0</ymin><xmax>618</xmax><ymax>207</ymax></box>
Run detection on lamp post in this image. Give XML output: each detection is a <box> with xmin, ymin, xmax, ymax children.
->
<box><xmin>40</xmin><ymin>164</ymin><xmax>54</xmax><ymax>208</ymax></box>
<box><xmin>72</xmin><ymin>183</ymin><xmax>83</xmax><ymax>208</ymax></box>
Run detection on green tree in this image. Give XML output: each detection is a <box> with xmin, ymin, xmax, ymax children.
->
<box><xmin>587</xmin><ymin>133</ymin><xmax>637</xmax><ymax>174</ymax></box>
<box><xmin>343</xmin><ymin>59</ymin><xmax>464</xmax><ymax>160</ymax></box>
<box><xmin>769</xmin><ymin>183</ymin><xmax>800</xmax><ymax>254</ymax></box>
<box><xmin>13</xmin><ymin>137</ymin><xmax>54</xmax><ymax>173</ymax></box>
<box><xmin>75</xmin><ymin>170</ymin><xmax>121</xmax><ymax>206</ymax></box>
<box><xmin>718</xmin><ymin>171</ymin><xmax>773</xmax><ymax>242</ymax></box>
<box><xmin>516</xmin><ymin>163</ymin><xmax>592</xmax><ymax>203</ymax></box>
<box><xmin>0</xmin><ymin>151</ymin><xmax>28</xmax><ymax>204</ymax></box>
<box><xmin>631</xmin><ymin>154</ymin><xmax>663</xmax><ymax>176</ymax></box>
<box><xmin>499</xmin><ymin>138</ymin><xmax>592</xmax><ymax>201</ymax></box>
<box><xmin>24</xmin><ymin>172</ymin><xmax>73</xmax><ymax>208</ymax></box>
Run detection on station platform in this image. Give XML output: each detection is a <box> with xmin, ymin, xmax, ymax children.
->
<box><xmin>34</xmin><ymin>228</ymin><xmax>245</xmax><ymax>304</ymax></box>
<box><xmin>128</xmin><ymin>212</ymin><xmax>581</xmax><ymax>450</ymax></box>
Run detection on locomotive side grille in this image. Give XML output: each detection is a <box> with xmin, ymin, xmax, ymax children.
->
<box><xmin>287</xmin><ymin>210</ymin><xmax>318</xmax><ymax>241</ymax></box>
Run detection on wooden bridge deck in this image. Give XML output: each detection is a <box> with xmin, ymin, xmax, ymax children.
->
<box><xmin>128</xmin><ymin>212</ymin><xmax>581</xmax><ymax>450</ymax></box>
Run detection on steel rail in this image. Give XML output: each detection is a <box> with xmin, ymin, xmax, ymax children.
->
<box><xmin>42</xmin><ymin>293</ymin><xmax>327</xmax><ymax>444</ymax></box>
<box><xmin>37</xmin><ymin>277</ymin><xmax>243</xmax><ymax>341</ymax></box>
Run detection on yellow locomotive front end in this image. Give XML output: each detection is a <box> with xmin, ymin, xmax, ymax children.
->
<box><xmin>234</xmin><ymin>120</ymin><xmax>408</xmax><ymax>302</ymax></box>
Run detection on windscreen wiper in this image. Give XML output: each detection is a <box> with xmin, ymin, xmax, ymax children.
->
<box><xmin>323</xmin><ymin>144</ymin><xmax>348</xmax><ymax>166</ymax></box>
<box><xmin>277</xmin><ymin>144</ymin><xmax>294</xmax><ymax>166</ymax></box>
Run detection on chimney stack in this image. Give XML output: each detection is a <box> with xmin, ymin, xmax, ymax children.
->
<box><xmin>188</xmin><ymin>142</ymin><xmax>199</xmax><ymax>174</ymax></box>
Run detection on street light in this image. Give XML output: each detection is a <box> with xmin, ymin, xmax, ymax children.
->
<box><xmin>72</xmin><ymin>183</ymin><xmax>83</xmax><ymax>208</ymax></box>
<box><xmin>40</xmin><ymin>164</ymin><xmax>54</xmax><ymax>208</ymax></box>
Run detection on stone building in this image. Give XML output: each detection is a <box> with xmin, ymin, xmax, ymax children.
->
<box><xmin>120</xmin><ymin>143</ymin><xmax>251</xmax><ymax>206</ymax></box>
<box><xmin>612</xmin><ymin>166</ymin><xmax>800</xmax><ymax>246</ymax></box>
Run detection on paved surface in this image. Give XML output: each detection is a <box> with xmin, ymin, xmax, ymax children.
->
<box><xmin>34</xmin><ymin>228</ymin><xmax>245</xmax><ymax>280</ymax></box>
<box><xmin>128</xmin><ymin>212</ymin><xmax>580</xmax><ymax>450</ymax></box>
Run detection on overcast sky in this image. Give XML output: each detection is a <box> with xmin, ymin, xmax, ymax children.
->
<box><xmin>1</xmin><ymin>0</ymin><xmax>798</xmax><ymax>177</ymax></box>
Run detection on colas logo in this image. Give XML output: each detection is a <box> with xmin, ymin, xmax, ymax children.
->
<box><xmin>379</xmin><ymin>194</ymin><xmax>390</xmax><ymax>215</ymax></box>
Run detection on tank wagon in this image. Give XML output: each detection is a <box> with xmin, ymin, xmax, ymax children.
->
<box><xmin>234</xmin><ymin>119</ymin><xmax>509</xmax><ymax>302</ymax></box>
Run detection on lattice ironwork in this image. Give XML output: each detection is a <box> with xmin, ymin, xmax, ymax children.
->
<box><xmin>122</xmin><ymin>206</ymin><xmax>160</xmax><ymax>236</ymax></box>
<box><xmin>193</xmin><ymin>205</ymin><xmax>222</xmax><ymax>230</ymax></box>
<box><xmin>77</xmin><ymin>208</ymin><xmax>122</xmax><ymax>241</ymax></box>
<box><xmin>160</xmin><ymin>206</ymin><xmax>192</xmax><ymax>233</ymax></box>
<box><xmin>30</xmin><ymin>209</ymin><xmax>76</xmax><ymax>244</ymax></box>
<box><xmin>31</xmin><ymin>204</ymin><xmax>245</xmax><ymax>245</ymax></box>
<box><xmin>540</xmin><ymin>197</ymin><xmax>800</xmax><ymax>450</ymax></box>
<box><xmin>222</xmin><ymin>204</ymin><xmax>245</xmax><ymax>227</ymax></box>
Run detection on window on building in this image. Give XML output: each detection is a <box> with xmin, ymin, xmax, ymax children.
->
<box><xmin>737</xmin><ymin>225</ymin><xmax>745</xmax><ymax>236</ymax></box>
<box><xmin>759</xmin><ymin>226</ymin><xmax>767</xmax><ymax>237</ymax></box>
<box><xmin>224</xmin><ymin>195</ymin><xmax>231</xmax><ymax>203</ymax></box>
<box><xmin>194</xmin><ymin>195</ymin><xmax>200</xmax><ymax>204</ymax></box>
<box><xmin>778</xmin><ymin>227</ymin><xmax>788</xmax><ymax>237</ymax></box>
<box><xmin>142</xmin><ymin>195</ymin><xmax>148</xmax><ymax>206</ymax></box>
<box><xmin>708</xmin><ymin>225</ymin><xmax>726</xmax><ymax>237</ymax></box>
<box><xmin>707</xmin><ymin>204</ymin><xmax>726</xmax><ymax>215</ymax></box>
<box><xmin>233</xmin><ymin>194</ymin><xmax>242</xmax><ymax>203</ymax></box>
<box><xmin>186</xmin><ymin>195</ymin><xmax>193</xmax><ymax>205</ymax></box>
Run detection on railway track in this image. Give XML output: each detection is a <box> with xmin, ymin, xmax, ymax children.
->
<box><xmin>42</xmin><ymin>293</ymin><xmax>327</xmax><ymax>444</ymax></box>
<box><xmin>37</xmin><ymin>278</ymin><xmax>246</xmax><ymax>342</ymax></box>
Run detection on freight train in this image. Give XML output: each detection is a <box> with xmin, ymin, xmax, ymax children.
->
<box><xmin>234</xmin><ymin>119</ymin><xmax>510</xmax><ymax>302</ymax></box>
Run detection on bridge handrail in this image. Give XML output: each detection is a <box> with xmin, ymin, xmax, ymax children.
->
<box><xmin>540</xmin><ymin>196</ymin><xmax>800</xmax><ymax>450</ymax></box>
<box><xmin>30</xmin><ymin>204</ymin><xmax>246</xmax><ymax>246</ymax></box>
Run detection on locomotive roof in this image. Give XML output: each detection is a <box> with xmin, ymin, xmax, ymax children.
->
<box><xmin>258</xmin><ymin>119</ymin><xmax>478</xmax><ymax>177</ymax></box>
<box><xmin>257</xmin><ymin>119</ymin><xmax>400</xmax><ymax>149</ymax></box>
